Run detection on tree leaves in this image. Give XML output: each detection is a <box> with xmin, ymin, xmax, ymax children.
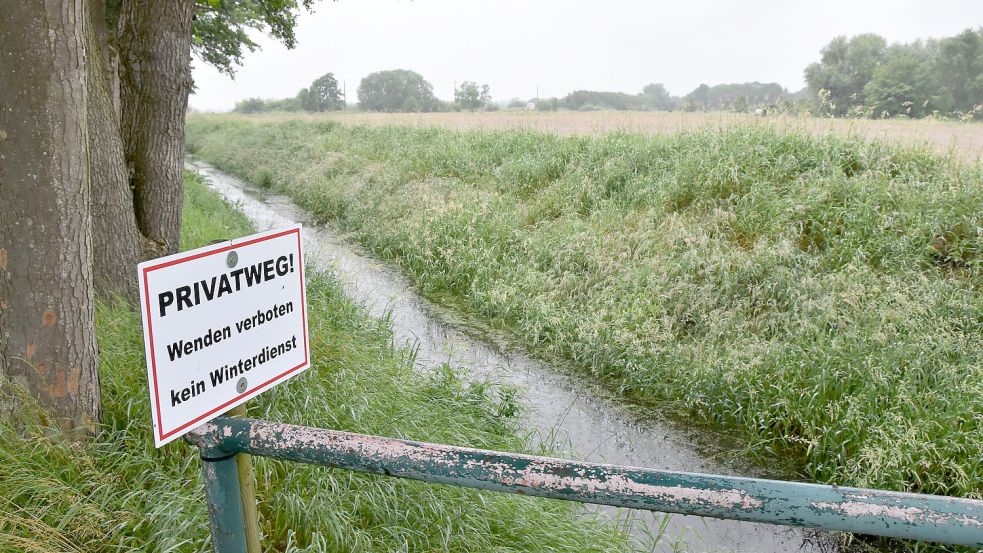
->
<box><xmin>191</xmin><ymin>0</ymin><xmax>318</xmax><ymax>76</ymax></box>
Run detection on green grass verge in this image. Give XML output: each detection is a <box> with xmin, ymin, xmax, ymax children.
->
<box><xmin>186</xmin><ymin>114</ymin><xmax>983</xmax><ymax>505</ymax></box>
<box><xmin>0</xmin><ymin>171</ymin><xmax>628</xmax><ymax>552</ymax></box>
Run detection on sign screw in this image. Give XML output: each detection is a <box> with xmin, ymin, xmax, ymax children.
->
<box><xmin>227</xmin><ymin>250</ymin><xmax>238</xmax><ymax>268</ymax></box>
<box><xmin>236</xmin><ymin>377</ymin><xmax>248</xmax><ymax>394</ymax></box>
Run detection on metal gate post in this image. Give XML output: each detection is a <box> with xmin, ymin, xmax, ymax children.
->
<box><xmin>200</xmin><ymin>451</ymin><xmax>248</xmax><ymax>553</ymax></box>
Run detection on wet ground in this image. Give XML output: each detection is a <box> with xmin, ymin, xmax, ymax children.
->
<box><xmin>191</xmin><ymin>160</ymin><xmax>834</xmax><ymax>552</ymax></box>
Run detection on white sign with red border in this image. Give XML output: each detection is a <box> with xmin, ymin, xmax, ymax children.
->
<box><xmin>137</xmin><ymin>224</ymin><xmax>309</xmax><ymax>447</ymax></box>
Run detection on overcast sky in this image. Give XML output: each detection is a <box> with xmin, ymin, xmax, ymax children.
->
<box><xmin>189</xmin><ymin>0</ymin><xmax>983</xmax><ymax>111</ymax></box>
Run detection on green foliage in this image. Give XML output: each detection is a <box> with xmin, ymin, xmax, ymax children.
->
<box><xmin>563</xmin><ymin>90</ymin><xmax>644</xmax><ymax>111</ymax></box>
<box><xmin>538</xmin><ymin>82</ymin><xmax>785</xmax><ymax>114</ymax></box>
<box><xmin>683</xmin><ymin>82</ymin><xmax>786</xmax><ymax>112</ymax></box>
<box><xmin>805</xmin><ymin>34</ymin><xmax>888</xmax><ymax>117</ymax></box>
<box><xmin>454</xmin><ymin>81</ymin><xmax>491</xmax><ymax>111</ymax></box>
<box><xmin>682</xmin><ymin>84</ymin><xmax>707</xmax><ymax>111</ymax></box>
<box><xmin>267</xmin><ymin>96</ymin><xmax>304</xmax><ymax>112</ymax></box>
<box><xmin>805</xmin><ymin>28</ymin><xmax>983</xmax><ymax>119</ymax></box>
<box><xmin>864</xmin><ymin>49</ymin><xmax>935</xmax><ymax>118</ymax></box>
<box><xmin>640</xmin><ymin>83</ymin><xmax>678</xmax><ymax>111</ymax></box>
<box><xmin>936</xmin><ymin>28</ymin><xmax>983</xmax><ymax>118</ymax></box>
<box><xmin>191</xmin><ymin>0</ymin><xmax>317</xmax><ymax>76</ymax></box>
<box><xmin>188</xmin><ymin>115</ymin><xmax>983</xmax><ymax>519</ymax></box>
<box><xmin>233</xmin><ymin>97</ymin><xmax>268</xmax><ymax>113</ymax></box>
<box><xmin>357</xmin><ymin>69</ymin><xmax>441</xmax><ymax>112</ymax></box>
<box><xmin>534</xmin><ymin>97</ymin><xmax>561</xmax><ymax>111</ymax></box>
<box><xmin>0</xmin><ymin>171</ymin><xmax>629</xmax><ymax>552</ymax></box>
<box><xmin>295</xmin><ymin>87</ymin><xmax>310</xmax><ymax>110</ymax></box>
<box><xmin>306</xmin><ymin>72</ymin><xmax>345</xmax><ymax>112</ymax></box>
<box><xmin>232</xmin><ymin>96</ymin><xmax>304</xmax><ymax>114</ymax></box>
<box><xmin>559</xmin><ymin>84</ymin><xmax>682</xmax><ymax>111</ymax></box>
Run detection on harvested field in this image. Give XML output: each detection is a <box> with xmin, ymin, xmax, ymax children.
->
<box><xmin>241</xmin><ymin>110</ymin><xmax>983</xmax><ymax>162</ymax></box>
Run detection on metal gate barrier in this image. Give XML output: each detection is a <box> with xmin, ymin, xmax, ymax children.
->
<box><xmin>187</xmin><ymin>416</ymin><xmax>983</xmax><ymax>551</ymax></box>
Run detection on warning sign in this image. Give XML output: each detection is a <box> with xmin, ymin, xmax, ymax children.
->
<box><xmin>137</xmin><ymin>225</ymin><xmax>310</xmax><ymax>447</ymax></box>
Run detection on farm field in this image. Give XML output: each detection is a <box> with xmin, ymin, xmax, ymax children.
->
<box><xmin>0</xmin><ymin>171</ymin><xmax>628</xmax><ymax>553</ymax></box>
<box><xmin>242</xmin><ymin>110</ymin><xmax>983</xmax><ymax>162</ymax></box>
<box><xmin>186</xmin><ymin>113</ymin><xmax>983</xmax><ymax>517</ymax></box>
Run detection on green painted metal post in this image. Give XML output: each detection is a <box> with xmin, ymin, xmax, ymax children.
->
<box><xmin>186</xmin><ymin>417</ymin><xmax>983</xmax><ymax>548</ymax></box>
<box><xmin>200</xmin><ymin>452</ymin><xmax>248</xmax><ymax>553</ymax></box>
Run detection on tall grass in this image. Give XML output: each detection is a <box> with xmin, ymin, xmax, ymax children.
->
<box><xmin>187</xmin><ymin>114</ymin><xmax>983</xmax><ymax>507</ymax></box>
<box><xmin>0</xmin><ymin>171</ymin><xmax>628</xmax><ymax>552</ymax></box>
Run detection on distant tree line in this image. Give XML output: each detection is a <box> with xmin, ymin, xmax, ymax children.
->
<box><xmin>234</xmin><ymin>27</ymin><xmax>981</xmax><ymax>120</ymax></box>
<box><xmin>236</xmin><ymin>74</ymin><xmax>802</xmax><ymax>115</ymax></box>
<box><xmin>235</xmin><ymin>70</ymin><xmax>497</xmax><ymax>113</ymax></box>
<box><xmin>805</xmin><ymin>28</ymin><xmax>982</xmax><ymax>119</ymax></box>
<box><xmin>235</xmin><ymin>71</ymin><xmax>345</xmax><ymax>113</ymax></box>
<box><xmin>544</xmin><ymin>81</ymin><xmax>798</xmax><ymax>113</ymax></box>
<box><xmin>518</xmin><ymin>27</ymin><xmax>981</xmax><ymax>119</ymax></box>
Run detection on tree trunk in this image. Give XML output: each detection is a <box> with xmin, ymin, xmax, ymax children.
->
<box><xmin>0</xmin><ymin>0</ymin><xmax>101</xmax><ymax>437</ymax></box>
<box><xmin>86</xmin><ymin>0</ymin><xmax>145</xmax><ymax>301</ymax></box>
<box><xmin>117</xmin><ymin>0</ymin><xmax>195</xmax><ymax>256</ymax></box>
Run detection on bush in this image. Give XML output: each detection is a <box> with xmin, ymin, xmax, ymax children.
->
<box><xmin>233</xmin><ymin>97</ymin><xmax>268</xmax><ymax>113</ymax></box>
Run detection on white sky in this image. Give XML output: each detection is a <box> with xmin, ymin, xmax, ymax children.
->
<box><xmin>189</xmin><ymin>0</ymin><xmax>983</xmax><ymax>111</ymax></box>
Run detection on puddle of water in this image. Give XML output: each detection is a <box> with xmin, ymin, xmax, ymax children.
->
<box><xmin>190</xmin><ymin>160</ymin><xmax>834</xmax><ymax>553</ymax></box>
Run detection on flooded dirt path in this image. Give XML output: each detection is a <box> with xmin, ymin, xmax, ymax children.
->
<box><xmin>191</xmin><ymin>160</ymin><xmax>831</xmax><ymax>552</ymax></box>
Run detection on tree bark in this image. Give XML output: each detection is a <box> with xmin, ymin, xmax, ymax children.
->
<box><xmin>0</xmin><ymin>0</ymin><xmax>101</xmax><ymax>437</ymax></box>
<box><xmin>117</xmin><ymin>0</ymin><xmax>195</xmax><ymax>256</ymax></box>
<box><xmin>86</xmin><ymin>0</ymin><xmax>145</xmax><ymax>301</ymax></box>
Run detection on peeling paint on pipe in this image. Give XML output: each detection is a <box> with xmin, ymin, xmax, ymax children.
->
<box><xmin>188</xmin><ymin>417</ymin><xmax>983</xmax><ymax>548</ymax></box>
<box><xmin>200</xmin><ymin>454</ymin><xmax>248</xmax><ymax>553</ymax></box>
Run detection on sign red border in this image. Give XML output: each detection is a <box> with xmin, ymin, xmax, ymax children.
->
<box><xmin>141</xmin><ymin>227</ymin><xmax>308</xmax><ymax>443</ymax></box>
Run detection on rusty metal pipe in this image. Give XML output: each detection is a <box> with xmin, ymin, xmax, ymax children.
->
<box><xmin>187</xmin><ymin>417</ymin><xmax>983</xmax><ymax>548</ymax></box>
